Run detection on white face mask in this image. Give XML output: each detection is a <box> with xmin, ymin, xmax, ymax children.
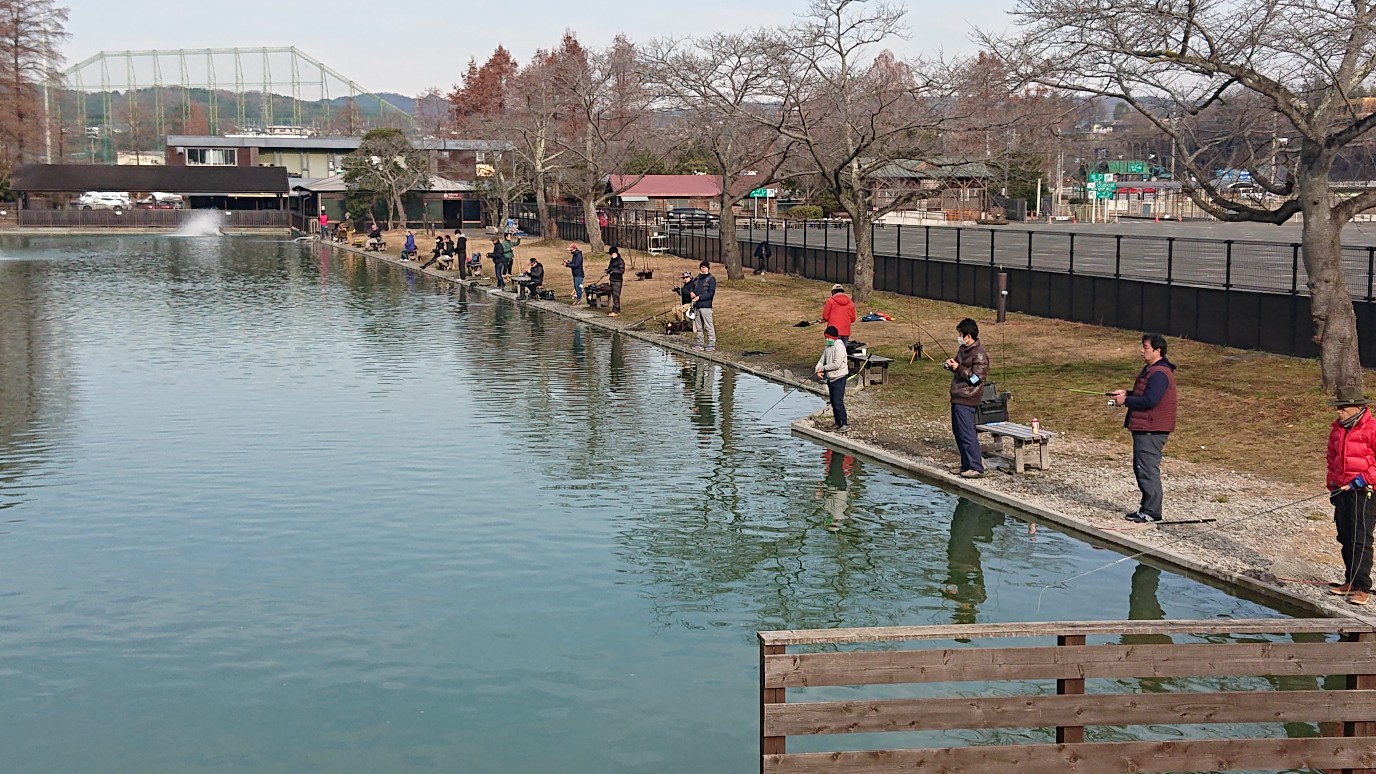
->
<box><xmin>956</xmin><ymin>337</ymin><xmax>966</xmax><ymax>350</ymax></box>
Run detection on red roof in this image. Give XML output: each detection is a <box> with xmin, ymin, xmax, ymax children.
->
<box><xmin>609</xmin><ymin>174</ymin><xmax>723</xmax><ymax>198</ymax></box>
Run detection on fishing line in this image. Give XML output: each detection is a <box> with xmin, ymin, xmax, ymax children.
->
<box><xmin>1033</xmin><ymin>490</ymin><xmax>1333</xmax><ymax>612</ymax></box>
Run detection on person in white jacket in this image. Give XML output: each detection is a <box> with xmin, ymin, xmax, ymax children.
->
<box><xmin>814</xmin><ymin>325</ymin><xmax>850</xmax><ymax>431</ymax></box>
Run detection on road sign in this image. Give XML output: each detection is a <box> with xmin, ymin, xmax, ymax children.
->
<box><xmin>749</xmin><ymin>188</ymin><xmax>777</xmax><ymax>198</ymax></box>
<box><xmin>1088</xmin><ymin>172</ymin><xmax>1115</xmax><ymax>183</ymax></box>
<box><xmin>1086</xmin><ymin>182</ymin><xmax>1117</xmax><ymax>199</ymax></box>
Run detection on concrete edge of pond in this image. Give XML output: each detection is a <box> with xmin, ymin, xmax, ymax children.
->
<box><xmin>322</xmin><ymin>238</ymin><xmax>1375</xmax><ymax>626</ymax></box>
<box><xmin>791</xmin><ymin>418</ymin><xmax>1376</xmax><ymax>625</ymax></box>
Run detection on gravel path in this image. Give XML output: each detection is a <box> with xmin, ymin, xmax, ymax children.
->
<box><xmin>816</xmin><ymin>389</ymin><xmax>1376</xmax><ymax>623</ymax></box>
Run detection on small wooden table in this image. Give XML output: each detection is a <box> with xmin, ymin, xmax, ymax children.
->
<box><xmin>976</xmin><ymin>421</ymin><xmax>1054</xmax><ymax>474</ymax></box>
<box><xmin>847</xmin><ymin>354</ymin><xmax>893</xmax><ymax>386</ymax></box>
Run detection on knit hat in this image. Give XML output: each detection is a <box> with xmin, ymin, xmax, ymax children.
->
<box><xmin>824</xmin><ymin>326</ymin><xmax>840</xmax><ymax>338</ymax></box>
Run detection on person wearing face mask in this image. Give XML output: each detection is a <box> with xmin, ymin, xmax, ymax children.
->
<box><xmin>944</xmin><ymin>318</ymin><xmax>989</xmax><ymax>478</ymax></box>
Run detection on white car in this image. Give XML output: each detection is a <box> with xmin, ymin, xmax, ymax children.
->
<box><xmin>75</xmin><ymin>191</ymin><xmax>131</xmax><ymax>210</ymax></box>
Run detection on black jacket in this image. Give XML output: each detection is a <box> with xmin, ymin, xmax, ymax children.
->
<box><xmin>692</xmin><ymin>273</ymin><xmax>716</xmax><ymax>309</ymax></box>
<box><xmin>527</xmin><ymin>262</ymin><xmax>545</xmax><ymax>285</ymax></box>
<box><xmin>606</xmin><ymin>253</ymin><xmax>625</xmax><ymax>280</ymax></box>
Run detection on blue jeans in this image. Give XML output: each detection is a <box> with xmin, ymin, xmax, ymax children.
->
<box><xmin>951</xmin><ymin>403</ymin><xmax>983</xmax><ymax>472</ymax></box>
<box><xmin>572</xmin><ymin>275</ymin><xmax>584</xmax><ymax>301</ymax></box>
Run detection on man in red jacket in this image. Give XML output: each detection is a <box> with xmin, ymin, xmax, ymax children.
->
<box><xmin>822</xmin><ymin>284</ymin><xmax>856</xmax><ymax>343</ymax></box>
<box><xmin>1326</xmin><ymin>386</ymin><xmax>1376</xmax><ymax>606</ymax></box>
<box><xmin>1110</xmin><ymin>333</ymin><xmax>1177</xmax><ymax>523</ymax></box>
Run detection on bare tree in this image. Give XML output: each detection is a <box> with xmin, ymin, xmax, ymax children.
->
<box><xmin>342</xmin><ymin>128</ymin><xmax>428</xmax><ymax>229</ymax></box>
<box><xmin>990</xmin><ymin>0</ymin><xmax>1376</xmax><ymax>393</ymax></box>
<box><xmin>552</xmin><ymin>35</ymin><xmax>657</xmax><ymax>253</ymax></box>
<box><xmin>646</xmin><ymin>31</ymin><xmax>798</xmax><ymax>280</ymax></box>
<box><xmin>0</xmin><ymin>0</ymin><xmax>67</xmax><ymax>167</ymax></box>
<box><xmin>414</xmin><ymin>86</ymin><xmax>451</xmax><ymax>138</ymax></box>
<box><xmin>508</xmin><ymin>33</ymin><xmax>582</xmax><ymax>241</ymax></box>
<box><xmin>766</xmin><ymin>0</ymin><xmax>963</xmax><ymax>302</ymax></box>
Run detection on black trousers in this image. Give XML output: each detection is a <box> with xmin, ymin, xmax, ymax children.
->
<box><xmin>609</xmin><ymin>278</ymin><xmax>623</xmax><ymax>312</ymax></box>
<box><xmin>1334</xmin><ymin>488</ymin><xmax>1376</xmax><ymax>591</ymax></box>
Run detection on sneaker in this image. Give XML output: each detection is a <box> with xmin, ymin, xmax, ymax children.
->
<box><xmin>1350</xmin><ymin>590</ymin><xmax>1370</xmax><ymax>606</ymax></box>
<box><xmin>959</xmin><ymin>469</ymin><xmax>985</xmax><ymax>479</ymax></box>
<box><xmin>692</xmin><ymin>345</ymin><xmax>705</xmax><ymax>351</ymax></box>
<box><xmin>1330</xmin><ymin>583</ymin><xmax>1355</xmax><ymax>595</ymax></box>
<box><xmin>706</xmin><ymin>346</ymin><xmax>716</xmax><ymax>352</ymax></box>
<box><xmin>608</xmin><ymin>312</ymin><xmax>620</xmax><ymax>317</ymax></box>
<box><xmin>834</xmin><ymin>424</ymin><xmax>849</xmax><ymax>432</ymax></box>
<box><xmin>1125</xmin><ymin>512</ymin><xmax>1163</xmax><ymax>523</ymax></box>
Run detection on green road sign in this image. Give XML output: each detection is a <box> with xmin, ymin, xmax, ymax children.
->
<box><xmin>748</xmin><ymin>188</ymin><xmax>777</xmax><ymax>198</ymax></box>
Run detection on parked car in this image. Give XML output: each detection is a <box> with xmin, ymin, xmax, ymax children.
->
<box><xmin>75</xmin><ymin>191</ymin><xmax>131</xmax><ymax>210</ymax></box>
<box><xmin>135</xmin><ymin>192</ymin><xmax>185</xmax><ymax>209</ymax></box>
<box><xmin>665</xmin><ymin>207</ymin><xmax>719</xmax><ymax>228</ymax></box>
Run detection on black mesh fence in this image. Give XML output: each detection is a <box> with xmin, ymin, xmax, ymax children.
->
<box><xmin>515</xmin><ymin>204</ymin><xmax>1376</xmax><ymax>363</ymax></box>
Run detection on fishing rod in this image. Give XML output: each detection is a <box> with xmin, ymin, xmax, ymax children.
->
<box><xmin>626</xmin><ymin>306</ymin><xmax>677</xmax><ymax>331</ymax></box>
<box><xmin>1034</xmin><ymin>489</ymin><xmax>1334</xmax><ymax>611</ymax></box>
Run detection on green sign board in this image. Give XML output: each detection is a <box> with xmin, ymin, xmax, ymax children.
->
<box><xmin>1087</xmin><ymin>172</ymin><xmax>1113</xmax><ymax>183</ymax></box>
<box><xmin>1107</xmin><ymin>160</ymin><xmax>1147</xmax><ymax>175</ymax></box>
<box><xmin>1086</xmin><ymin>181</ymin><xmax>1117</xmax><ymax>199</ymax></box>
<box><xmin>748</xmin><ymin>188</ymin><xmax>777</xmax><ymax>198</ymax></box>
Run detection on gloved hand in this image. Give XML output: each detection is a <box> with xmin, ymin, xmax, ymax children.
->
<box><xmin>1353</xmin><ymin>475</ymin><xmax>1369</xmax><ymax>490</ymax></box>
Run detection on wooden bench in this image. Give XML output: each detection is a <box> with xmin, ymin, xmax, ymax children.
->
<box><xmin>847</xmin><ymin>353</ymin><xmax>893</xmax><ymax>386</ymax></box>
<box><xmin>585</xmin><ymin>286</ymin><xmax>614</xmax><ymax>308</ymax></box>
<box><xmin>975</xmin><ymin>421</ymin><xmax>1054</xmax><ymax>474</ymax></box>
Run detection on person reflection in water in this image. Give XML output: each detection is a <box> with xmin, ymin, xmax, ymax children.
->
<box><xmin>943</xmin><ymin>498</ymin><xmax>1006</xmax><ymax>625</ymax></box>
<box><xmin>818</xmin><ymin>449</ymin><xmax>855</xmax><ymax>532</ymax></box>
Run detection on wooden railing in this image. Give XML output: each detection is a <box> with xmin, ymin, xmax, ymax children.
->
<box><xmin>759</xmin><ymin>619</ymin><xmax>1376</xmax><ymax>773</ymax></box>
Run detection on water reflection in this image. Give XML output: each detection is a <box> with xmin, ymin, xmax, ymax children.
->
<box><xmin>943</xmin><ymin>499</ymin><xmax>1007</xmax><ymax>625</ymax></box>
<box><xmin>818</xmin><ymin>449</ymin><xmax>854</xmax><ymax>532</ymax></box>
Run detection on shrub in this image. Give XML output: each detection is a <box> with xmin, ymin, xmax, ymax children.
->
<box><xmin>785</xmin><ymin>205</ymin><xmax>823</xmax><ymax>220</ymax></box>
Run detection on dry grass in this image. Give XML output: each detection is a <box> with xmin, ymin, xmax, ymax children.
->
<box><xmin>437</xmin><ymin>236</ymin><xmax>1336</xmax><ymax>487</ymax></box>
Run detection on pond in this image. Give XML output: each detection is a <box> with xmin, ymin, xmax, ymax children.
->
<box><xmin>0</xmin><ymin>235</ymin><xmax>1300</xmax><ymax>772</ymax></box>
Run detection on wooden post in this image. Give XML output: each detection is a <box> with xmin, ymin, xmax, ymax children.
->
<box><xmin>761</xmin><ymin>643</ymin><xmax>785</xmax><ymax>769</ymax></box>
<box><xmin>1056</xmin><ymin>634</ymin><xmax>1086</xmax><ymax>744</ymax></box>
<box><xmin>1344</xmin><ymin>631</ymin><xmax>1375</xmax><ymax>774</ymax></box>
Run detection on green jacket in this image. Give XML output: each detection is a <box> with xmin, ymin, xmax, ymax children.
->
<box><xmin>499</xmin><ymin>238</ymin><xmax>518</xmax><ymax>260</ymax></box>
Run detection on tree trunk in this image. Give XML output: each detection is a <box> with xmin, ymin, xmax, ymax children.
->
<box><xmin>390</xmin><ymin>189</ymin><xmax>406</xmax><ymax>231</ymax></box>
<box><xmin>1301</xmin><ymin>169</ymin><xmax>1362</xmax><ymax>393</ymax></box>
<box><xmin>843</xmin><ymin>198</ymin><xmax>875</xmax><ymax>303</ymax></box>
<box><xmin>719</xmin><ymin>193</ymin><xmax>743</xmax><ymax>280</ymax></box>
<box><xmin>534</xmin><ymin>176</ymin><xmax>554</xmax><ymax>241</ymax></box>
<box><xmin>582</xmin><ymin>197</ymin><xmax>605</xmax><ymax>253</ymax></box>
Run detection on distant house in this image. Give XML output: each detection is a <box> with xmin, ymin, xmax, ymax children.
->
<box><xmin>605</xmin><ymin>174</ymin><xmax>775</xmax><ymax>216</ymax></box>
<box><xmin>291</xmin><ymin>173</ymin><xmax>479</xmax><ymax>229</ymax></box>
<box><xmin>866</xmin><ymin>159</ymin><xmax>993</xmax><ymax>218</ymax></box>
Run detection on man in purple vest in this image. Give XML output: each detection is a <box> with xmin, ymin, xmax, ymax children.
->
<box><xmin>1110</xmin><ymin>333</ymin><xmax>1177</xmax><ymax>523</ymax></box>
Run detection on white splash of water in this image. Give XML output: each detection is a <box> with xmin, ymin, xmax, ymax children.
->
<box><xmin>175</xmin><ymin>210</ymin><xmax>225</xmax><ymax>237</ymax></box>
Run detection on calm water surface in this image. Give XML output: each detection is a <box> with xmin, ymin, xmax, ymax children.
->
<box><xmin>0</xmin><ymin>236</ymin><xmax>1299</xmax><ymax>772</ymax></box>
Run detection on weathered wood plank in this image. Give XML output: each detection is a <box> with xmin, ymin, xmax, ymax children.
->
<box><xmin>1056</xmin><ymin>634</ymin><xmax>1086</xmax><ymax>744</ymax></box>
<box><xmin>763</xmin><ymin>689</ymin><xmax>1376</xmax><ymax>736</ymax></box>
<box><xmin>757</xmin><ymin>618</ymin><xmax>1369</xmax><ymax>646</ymax></box>
<box><xmin>762</xmin><ymin>643</ymin><xmax>786</xmax><ymax>763</ymax></box>
<box><xmin>763</xmin><ymin>641</ymin><xmax>1376</xmax><ymax>688</ymax></box>
<box><xmin>762</xmin><ymin>738</ymin><xmax>1376</xmax><ymax>774</ymax></box>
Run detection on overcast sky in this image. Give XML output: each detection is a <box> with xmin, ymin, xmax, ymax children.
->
<box><xmin>64</xmin><ymin>0</ymin><xmax>1020</xmax><ymax>96</ymax></box>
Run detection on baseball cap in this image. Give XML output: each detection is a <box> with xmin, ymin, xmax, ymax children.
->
<box><xmin>831</xmin><ymin>284</ymin><xmax>845</xmax><ymax>292</ymax></box>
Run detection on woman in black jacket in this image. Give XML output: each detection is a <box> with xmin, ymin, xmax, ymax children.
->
<box><xmin>604</xmin><ymin>245</ymin><xmax>625</xmax><ymax>316</ymax></box>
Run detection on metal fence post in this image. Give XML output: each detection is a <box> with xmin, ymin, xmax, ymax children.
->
<box><xmin>1026</xmin><ymin>231</ymin><xmax>1033</xmax><ymax>270</ymax></box>
<box><xmin>1368</xmin><ymin>247</ymin><xmax>1375</xmax><ymax>302</ymax></box>
<box><xmin>1291</xmin><ymin>243</ymin><xmax>1301</xmax><ymax>294</ymax></box>
<box><xmin>955</xmin><ymin>228</ymin><xmax>962</xmax><ymax>264</ymax></box>
<box><xmin>989</xmin><ymin>229</ymin><xmax>996</xmax><ymax>265</ymax></box>
<box><xmin>1068</xmin><ymin>233</ymin><xmax>1076</xmax><ymax>274</ymax></box>
<box><xmin>1114</xmin><ymin>235</ymin><xmax>1122</xmax><ymax>279</ymax></box>
<box><xmin>925</xmin><ymin>225</ymin><xmax>930</xmax><ymax>260</ymax></box>
<box><xmin>896</xmin><ymin>224</ymin><xmax>902</xmax><ymax>260</ymax></box>
<box><xmin>1167</xmin><ymin>237</ymin><xmax>1175</xmax><ymax>284</ymax></box>
<box><xmin>1225</xmin><ymin>240</ymin><xmax>1234</xmax><ymax>289</ymax></box>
